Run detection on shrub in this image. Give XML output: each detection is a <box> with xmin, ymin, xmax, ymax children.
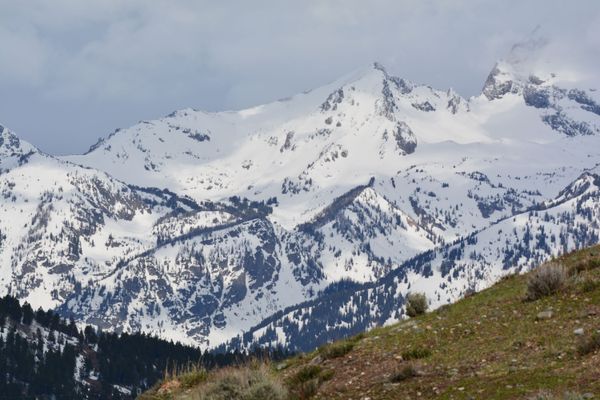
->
<box><xmin>405</xmin><ymin>292</ymin><xmax>428</xmax><ymax>317</ymax></box>
<box><xmin>402</xmin><ymin>346</ymin><xmax>431</xmax><ymax>360</ymax></box>
<box><xmin>569</xmin><ymin>262</ymin><xmax>587</xmax><ymax>276</ymax></box>
<box><xmin>289</xmin><ymin>365</ymin><xmax>323</xmax><ymax>385</ymax></box>
<box><xmin>150</xmin><ymin>364</ymin><xmax>207</xmax><ymax>397</ymax></box>
<box><xmin>179</xmin><ymin>369</ymin><xmax>208</xmax><ymax>389</ymax></box>
<box><xmin>319</xmin><ymin>341</ymin><xmax>354</xmax><ymax>359</ymax></box>
<box><xmin>587</xmin><ymin>258</ymin><xmax>600</xmax><ymax>269</ymax></box>
<box><xmin>203</xmin><ymin>375</ymin><xmax>243</xmax><ymax>399</ymax></box>
<box><xmin>580</xmin><ymin>277</ymin><xmax>600</xmax><ymax>293</ymax></box>
<box><xmin>577</xmin><ymin>331</ymin><xmax>600</xmax><ymax>356</ymax></box>
<box><xmin>241</xmin><ymin>380</ymin><xmax>288</xmax><ymax>400</ymax></box>
<box><xmin>319</xmin><ymin>369</ymin><xmax>334</xmax><ymax>381</ymax></box>
<box><xmin>287</xmin><ymin>365</ymin><xmax>333</xmax><ymax>400</ymax></box>
<box><xmin>199</xmin><ymin>365</ymin><xmax>288</xmax><ymax>400</ymax></box>
<box><xmin>569</xmin><ymin>259</ymin><xmax>600</xmax><ymax>275</ymax></box>
<box><xmin>526</xmin><ymin>263</ymin><xmax>567</xmax><ymax>301</ymax></box>
<box><xmin>290</xmin><ymin>379</ymin><xmax>319</xmax><ymax>400</ymax></box>
<box><xmin>390</xmin><ymin>364</ymin><xmax>418</xmax><ymax>382</ymax></box>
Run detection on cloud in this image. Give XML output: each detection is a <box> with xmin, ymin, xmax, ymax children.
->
<box><xmin>0</xmin><ymin>0</ymin><xmax>598</xmax><ymax>154</ymax></box>
<box><xmin>0</xmin><ymin>24</ymin><xmax>50</xmax><ymax>85</ymax></box>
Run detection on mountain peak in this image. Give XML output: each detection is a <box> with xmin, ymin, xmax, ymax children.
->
<box><xmin>481</xmin><ymin>29</ymin><xmax>554</xmax><ymax>100</ymax></box>
<box><xmin>481</xmin><ymin>26</ymin><xmax>600</xmax><ymax>101</ymax></box>
<box><xmin>372</xmin><ymin>61</ymin><xmax>388</xmax><ymax>76</ymax></box>
<box><xmin>0</xmin><ymin>124</ymin><xmax>37</xmax><ymax>159</ymax></box>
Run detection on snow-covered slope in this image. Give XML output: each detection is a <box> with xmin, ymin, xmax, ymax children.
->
<box><xmin>0</xmin><ymin>34</ymin><xmax>599</xmax><ymax>350</ymax></box>
<box><xmin>0</xmin><ymin>125</ymin><xmax>208</xmax><ymax>308</ymax></box>
<box><xmin>225</xmin><ymin>170</ymin><xmax>600</xmax><ymax>352</ymax></box>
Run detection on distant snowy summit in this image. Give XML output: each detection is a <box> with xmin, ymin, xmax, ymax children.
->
<box><xmin>0</xmin><ymin>35</ymin><xmax>598</xmax><ymax>351</ymax></box>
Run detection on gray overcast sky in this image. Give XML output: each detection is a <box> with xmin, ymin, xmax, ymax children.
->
<box><xmin>0</xmin><ymin>0</ymin><xmax>599</xmax><ymax>155</ymax></box>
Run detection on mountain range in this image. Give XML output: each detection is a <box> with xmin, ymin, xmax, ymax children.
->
<box><xmin>0</xmin><ymin>34</ymin><xmax>599</xmax><ymax>351</ymax></box>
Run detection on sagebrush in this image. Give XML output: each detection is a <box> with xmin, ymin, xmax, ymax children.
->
<box><xmin>526</xmin><ymin>262</ymin><xmax>567</xmax><ymax>301</ymax></box>
<box><xmin>197</xmin><ymin>365</ymin><xmax>288</xmax><ymax>400</ymax></box>
<box><xmin>405</xmin><ymin>292</ymin><xmax>428</xmax><ymax>317</ymax></box>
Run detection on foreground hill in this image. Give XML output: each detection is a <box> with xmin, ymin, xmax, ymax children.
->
<box><xmin>143</xmin><ymin>244</ymin><xmax>600</xmax><ymax>399</ymax></box>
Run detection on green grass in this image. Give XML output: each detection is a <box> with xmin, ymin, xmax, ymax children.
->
<box><xmin>288</xmin><ymin>365</ymin><xmax>323</xmax><ymax>385</ymax></box>
<box><xmin>285</xmin><ymin>365</ymin><xmax>334</xmax><ymax>400</ymax></box>
<box><xmin>318</xmin><ymin>341</ymin><xmax>355</xmax><ymax>359</ymax></box>
<box><xmin>401</xmin><ymin>346</ymin><xmax>432</xmax><ymax>360</ymax></box>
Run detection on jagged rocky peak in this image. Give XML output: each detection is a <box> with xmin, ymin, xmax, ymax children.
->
<box><xmin>372</xmin><ymin>61</ymin><xmax>387</xmax><ymax>74</ymax></box>
<box><xmin>0</xmin><ymin>125</ymin><xmax>22</xmax><ymax>152</ymax></box>
<box><xmin>371</xmin><ymin>61</ymin><xmax>414</xmax><ymax>91</ymax></box>
<box><xmin>479</xmin><ymin>30</ymin><xmax>600</xmax><ymax>136</ymax></box>
<box><xmin>482</xmin><ymin>61</ymin><xmax>520</xmax><ymax>100</ymax></box>
<box><xmin>320</xmin><ymin>61</ymin><xmax>440</xmax><ymax>124</ymax></box>
<box><xmin>0</xmin><ymin>124</ymin><xmax>38</xmax><ymax>164</ymax></box>
<box><xmin>482</xmin><ymin>29</ymin><xmax>553</xmax><ymax>100</ymax></box>
<box><xmin>446</xmin><ymin>88</ymin><xmax>467</xmax><ymax>114</ymax></box>
<box><xmin>369</xmin><ymin>62</ymin><xmax>466</xmax><ymax>116</ymax></box>
<box><xmin>481</xmin><ymin>27</ymin><xmax>598</xmax><ymax>101</ymax></box>
<box><xmin>320</xmin><ymin>61</ymin><xmax>416</xmax><ymax>109</ymax></box>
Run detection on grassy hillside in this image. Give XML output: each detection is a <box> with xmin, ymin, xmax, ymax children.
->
<box><xmin>141</xmin><ymin>245</ymin><xmax>600</xmax><ymax>399</ymax></box>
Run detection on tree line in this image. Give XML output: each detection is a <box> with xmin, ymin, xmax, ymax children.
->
<box><xmin>0</xmin><ymin>295</ymin><xmax>291</xmax><ymax>399</ymax></box>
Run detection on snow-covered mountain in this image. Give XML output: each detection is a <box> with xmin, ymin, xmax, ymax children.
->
<box><xmin>1</xmin><ymin>34</ymin><xmax>600</xmax><ymax>350</ymax></box>
<box><xmin>225</xmin><ymin>171</ymin><xmax>600</xmax><ymax>351</ymax></box>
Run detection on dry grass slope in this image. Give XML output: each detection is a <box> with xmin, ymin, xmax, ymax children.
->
<box><xmin>141</xmin><ymin>245</ymin><xmax>600</xmax><ymax>400</ymax></box>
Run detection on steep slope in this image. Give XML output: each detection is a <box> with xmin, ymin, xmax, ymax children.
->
<box><xmin>143</xmin><ymin>244</ymin><xmax>600</xmax><ymax>400</ymax></box>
